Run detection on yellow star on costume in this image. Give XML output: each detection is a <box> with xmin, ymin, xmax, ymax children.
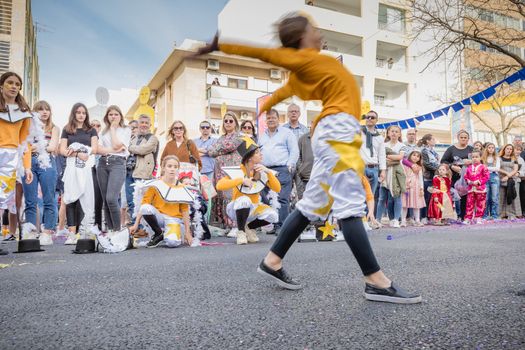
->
<box><xmin>319</xmin><ymin>220</ymin><xmax>336</xmax><ymax>240</ymax></box>
<box><xmin>253</xmin><ymin>204</ymin><xmax>269</xmax><ymax>216</ymax></box>
<box><xmin>0</xmin><ymin>171</ymin><xmax>17</xmax><ymax>194</ymax></box>
<box><xmin>241</xmin><ymin>135</ymin><xmax>257</xmax><ymax>150</ymax></box>
<box><xmin>326</xmin><ymin>135</ymin><xmax>364</xmax><ymax>175</ymax></box>
<box><xmin>166</xmin><ymin>223</ymin><xmax>181</xmax><ymax>240</ymax></box>
<box><xmin>313</xmin><ymin>182</ymin><xmax>334</xmax><ymax>217</ymax></box>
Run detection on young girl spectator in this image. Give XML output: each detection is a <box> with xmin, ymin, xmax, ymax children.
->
<box><xmin>376</xmin><ymin>125</ymin><xmax>406</xmax><ymax>228</ymax></box>
<box><xmin>22</xmin><ymin>101</ymin><xmax>59</xmax><ymax>245</ymax></box>
<box><xmin>463</xmin><ymin>150</ymin><xmax>489</xmax><ymax>224</ymax></box>
<box><xmin>216</xmin><ymin>136</ymin><xmax>280</xmax><ymax>245</ymax></box>
<box><xmin>481</xmin><ymin>143</ymin><xmax>500</xmax><ymax>220</ymax></box>
<box><xmin>401</xmin><ymin>150</ymin><xmax>426</xmax><ymax>227</ymax></box>
<box><xmin>59</xmin><ymin>103</ymin><xmax>98</xmax><ymax>244</ymax></box>
<box><xmin>473</xmin><ymin>141</ymin><xmax>484</xmax><ymax>153</ymax></box>
<box><xmin>428</xmin><ymin>164</ymin><xmax>456</xmax><ymax>225</ymax></box>
<box><xmin>498</xmin><ymin>144</ymin><xmax>520</xmax><ymax>219</ymax></box>
<box><xmin>96</xmin><ymin>106</ymin><xmax>131</xmax><ymax>233</ymax></box>
<box><xmin>130</xmin><ymin>156</ymin><xmax>192</xmax><ymax>248</ymax></box>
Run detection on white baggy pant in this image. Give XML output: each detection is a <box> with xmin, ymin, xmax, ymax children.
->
<box><xmin>0</xmin><ymin>148</ymin><xmax>19</xmax><ymax>213</ymax></box>
<box><xmin>139</xmin><ymin>204</ymin><xmax>185</xmax><ymax>248</ymax></box>
<box><xmin>226</xmin><ymin>196</ymin><xmax>278</xmax><ymax>225</ymax></box>
<box><xmin>295</xmin><ymin>113</ymin><xmax>366</xmax><ymax>221</ymax></box>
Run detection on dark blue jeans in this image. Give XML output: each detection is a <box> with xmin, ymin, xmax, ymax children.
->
<box><xmin>365</xmin><ymin>166</ymin><xmax>379</xmax><ymax>195</ymax></box>
<box><xmin>22</xmin><ymin>155</ymin><xmax>58</xmax><ymax>230</ymax></box>
<box><xmin>483</xmin><ymin>172</ymin><xmax>499</xmax><ymax>219</ymax></box>
<box><xmin>376</xmin><ymin>186</ymin><xmax>402</xmax><ymax>221</ymax></box>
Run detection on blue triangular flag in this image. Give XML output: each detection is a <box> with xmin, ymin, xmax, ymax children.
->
<box><xmin>416</xmin><ymin>115</ymin><xmax>426</xmax><ymax>122</ymax></box>
<box><xmin>471</xmin><ymin>92</ymin><xmax>485</xmax><ymax>105</ymax></box>
<box><xmin>461</xmin><ymin>98</ymin><xmax>471</xmax><ymax>106</ymax></box>
<box><xmin>482</xmin><ymin>86</ymin><xmax>496</xmax><ymax>99</ymax></box>
<box><xmin>504</xmin><ymin>72</ymin><xmax>519</xmax><ymax>85</ymax></box>
<box><xmin>424</xmin><ymin>114</ymin><xmax>433</xmax><ymax>121</ymax></box>
<box><xmin>431</xmin><ymin>110</ymin><xmax>444</xmax><ymax>118</ymax></box>
<box><xmin>407</xmin><ymin>119</ymin><xmax>416</xmax><ymax>128</ymax></box>
<box><xmin>451</xmin><ymin>103</ymin><xmax>463</xmax><ymax>112</ymax></box>
<box><xmin>441</xmin><ymin>106</ymin><xmax>451</xmax><ymax>115</ymax></box>
<box><xmin>399</xmin><ymin>120</ymin><xmax>408</xmax><ymax>129</ymax></box>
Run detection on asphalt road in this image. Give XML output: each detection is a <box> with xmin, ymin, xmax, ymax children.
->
<box><xmin>1</xmin><ymin>222</ymin><xmax>524</xmax><ymax>349</ymax></box>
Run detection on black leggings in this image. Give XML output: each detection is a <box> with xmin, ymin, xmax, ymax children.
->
<box><xmin>66</xmin><ymin>200</ymin><xmax>84</xmax><ymax>230</ymax></box>
<box><xmin>270</xmin><ymin>210</ymin><xmax>381</xmax><ymax>276</ymax></box>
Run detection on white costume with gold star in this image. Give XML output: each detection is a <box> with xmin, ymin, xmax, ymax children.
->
<box><xmin>295</xmin><ymin>113</ymin><xmax>366</xmax><ymax>221</ymax></box>
<box><xmin>139</xmin><ymin>204</ymin><xmax>185</xmax><ymax>248</ymax></box>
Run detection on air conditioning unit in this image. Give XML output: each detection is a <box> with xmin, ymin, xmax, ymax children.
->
<box><xmin>240</xmin><ymin>111</ymin><xmax>250</xmax><ymax>120</ymax></box>
<box><xmin>270</xmin><ymin>69</ymin><xmax>281</xmax><ymax>79</ymax></box>
<box><xmin>207</xmin><ymin>59</ymin><xmax>219</xmax><ymax>71</ymax></box>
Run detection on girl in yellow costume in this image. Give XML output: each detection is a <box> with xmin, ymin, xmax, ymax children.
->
<box><xmin>0</xmin><ymin>72</ymin><xmax>48</xmax><ymax>254</ymax></box>
<box><xmin>216</xmin><ymin>136</ymin><xmax>280</xmax><ymax>245</ymax></box>
<box><xmin>196</xmin><ymin>13</ymin><xmax>420</xmax><ymax>303</ymax></box>
<box><xmin>130</xmin><ymin>155</ymin><xmax>192</xmax><ymax>248</ymax></box>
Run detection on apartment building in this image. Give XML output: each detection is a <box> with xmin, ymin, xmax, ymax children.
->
<box><xmin>0</xmin><ymin>0</ymin><xmax>39</xmax><ymax>106</ymax></box>
<box><xmin>462</xmin><ymin>0</ymin><xmax>525</xmax><ymax>145</ymax></box>
<box><xmin>128</xmin><ymin>0</ymin><xmax>452</xmax><ymax>141</ymax></box>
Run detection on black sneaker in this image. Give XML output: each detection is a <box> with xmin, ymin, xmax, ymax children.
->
<box><xmin>146</xmin><ymin>233</ymin><xmax>164</xmax><ymax>248</ymax></box>
<box><xmin>257</xmin><ymin>261</ymin><xmax>302</xmax><ymax>290</ymax></box>
<box><xmin>364</xmin><ymin>282</ymin><xmax>422</xmax><ymax>304</ymax></box>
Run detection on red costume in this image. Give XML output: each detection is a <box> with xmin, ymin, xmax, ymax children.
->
<box><xmin>428</xmin><ymin>176</ymin><xmax>456</xmax><ymax>220</ymax></box>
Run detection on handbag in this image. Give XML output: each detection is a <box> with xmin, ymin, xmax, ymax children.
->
<box><xmin>186</xmin><ymin>140</ymin><xmax>198</xmax><ymax>165</ymax></box>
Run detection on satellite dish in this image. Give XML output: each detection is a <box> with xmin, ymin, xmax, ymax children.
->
<box><xmin>95</xmin><ymin>87</ymin><xmax>109</xmax><ymax>105</ymax></box>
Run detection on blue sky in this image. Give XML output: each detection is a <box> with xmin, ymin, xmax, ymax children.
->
<box><xmin>32</xmin><ymin>0</ymin><xmax>228</xmax><ymax>126</ymax></box>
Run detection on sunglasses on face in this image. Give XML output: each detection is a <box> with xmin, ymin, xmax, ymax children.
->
<box><xmin>224</xmin><ymin>119</ymin><xmax>235</xmax><ymax>124</ymax></box>
<box><xmin>365</xmin><ymin>115</ymin><xmax>377</xmax><ymax>120</ymax></box>
<box><xmin>242</xmin><ymin>125</ymin><xmax>253</xmax><ymax>130</ymax></box>
<box><xmin>200</xmin><ymin>125</ymin><xmax>211</xmax><ymax>129</ymax></box>
<box><xmin>173</xmin><ymin>127</ymin><xmax>184</xmax><ymax>131</ymax></box>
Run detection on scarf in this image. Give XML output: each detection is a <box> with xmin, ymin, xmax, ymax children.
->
<box><xmin>361</xmin><ymin>126</ymin><xmax>380</xmax><ymax>157</ymax></box>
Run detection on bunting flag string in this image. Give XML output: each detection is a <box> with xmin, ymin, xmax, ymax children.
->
<box><xmin>375</xmin><ymin>67</ymin><xmax>525</xmax><ymax>130</ymax></box>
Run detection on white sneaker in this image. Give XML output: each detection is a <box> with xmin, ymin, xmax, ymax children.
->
<box><xmin>390</xmin><ymin>220</ymin><xmax>400</xmax><ymax>228</ymax></box>
<box><xmin>400</xmin><ymin>220</ymin><xmax>407</xmax><ymax>227</ymax></box>
<box><xmin>236</xmin><ymin>230</ymin><xmax>247</xmax><ymax>245</ymax></box>
<box><xmin>64</xmin><ymin>232</ymin><xmax>78</xmax><ymax>245</ymax></box>
<box><xmin>245</xmin><ymin>227</ymin><xmax>259</xmax><ymax>243</ymax></box>
<box><xmin>227</xmin><ymin>227</ymin><xmax>238</xmax><ymax>238</ymax></box>
<box><xmin>39</xmin><ymin>232</ymin><xmax>54</xmax><ymax>246</ymax></box>
<box><xmin>56</xmin><ymin>229</ymin><xmax>69</xmax><ymax>237</ymax></box>
<box><xmin>421</xmin><ymin>218</ymin><xmax>428</xmax><ymax>225</ymax></box>
<box><xmin>299</xmin><ymin>228</ymin><xmax>317</xmax><ymax>242</ymax></box>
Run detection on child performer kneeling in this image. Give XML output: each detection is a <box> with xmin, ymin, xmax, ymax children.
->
<box><xmin>196</xmin><ymin>13</ymin><xmax>420</xmax><ymax>303</ymax></box>
<box><xmin>216</xmin><ymin>136</ymin><xmax>280</xmax><ymax>245</ymax></box>
<box><xmin>130</xmin><ymin>156</ymin><xmax>192</xmax><ymax>248</ymax></box>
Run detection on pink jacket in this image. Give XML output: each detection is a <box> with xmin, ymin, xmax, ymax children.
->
<box><xmin>464</xmin><ymin>163</ymin><xmax>489</xmax><ymax>193</ymax></box>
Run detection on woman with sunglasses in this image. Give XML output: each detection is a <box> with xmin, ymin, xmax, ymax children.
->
<box><xmin>207</xmin><ymin>111</ymin><xmax>242</xmax><ymax>231</ymax></box>
<box><xmin>161</xmin><ymin>120</ymin><xmax>202</xmax><ymax>170</ymax></box>
<box><xmin>240</xmin><ymin>119</ymin><xmax>258</xmax><ymax>143</ymax></box>
<box><xmin>194</xmin><ymin>120</ymin><xmax>217</xmax><ymax>182</ymax></box>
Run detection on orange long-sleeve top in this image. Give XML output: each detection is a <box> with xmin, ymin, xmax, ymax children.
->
<box><xmin>0</xmin><ymin>117</ymin><xmax>32</xmax><ymax>169</ymax></box>
<box><xmin>216</xmin><ymin>165</ymin><xmax>281</xmax><ymax>204</ymax></box>
<box><xmin>359</xmin><ymin>174</ymin><xmax>374</xmax><ymax>202</ymax></box>
<box><xmin>142</xmin><ymin>183</ymin><xmax>190</xmax><ymax>218</ymax></box>
<box><xmin>219</xmin><ymin>44</ymin><xmax>361</xmax><ymax>132</ymax></box>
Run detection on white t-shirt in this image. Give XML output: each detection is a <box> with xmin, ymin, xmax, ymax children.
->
<box><xmin>99</xmin><ymin>127</ymin><xmax>131</xmax><ymax>157</ymax></box>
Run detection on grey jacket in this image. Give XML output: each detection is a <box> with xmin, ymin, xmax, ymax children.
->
<box><xmin>128</xmin><ymin>133</ymin><xmax>159</xmax><ymax>180</ymax></box>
